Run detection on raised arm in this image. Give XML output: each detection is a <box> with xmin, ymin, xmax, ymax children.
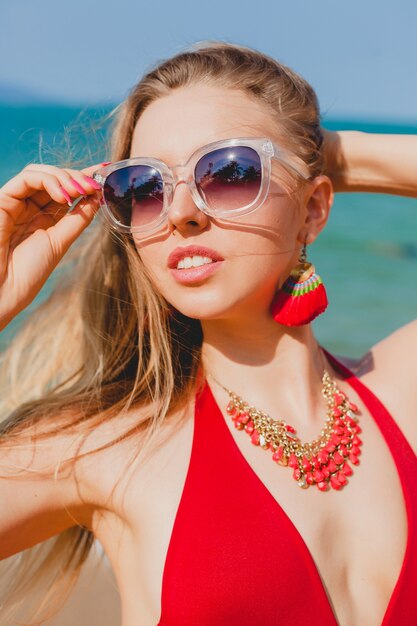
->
<box><xmin>322</xmin><ymin>129</ymin><xmax>417</xmax><ymax>197</ymax></box>
<box><xmin>322</xmin><ymin>128</ymin><xmax>417</xmax><ymax>444</ymax></box>
<box><xmin>0</xmin><ymin>428</ymin><xmax>96</xmax><ymax>560</ymax></box>
<box><xmin>0</xmin><ymin>162</ymin><xmax>106</xmax><ymax>557</ymax></box>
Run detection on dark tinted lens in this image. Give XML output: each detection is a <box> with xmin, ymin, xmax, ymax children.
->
<box><xmin>103</xmin><ymin>165</ymin><xmax>164</xmax><ymax>229</ymax></box>
<box><xmin>195</xmin><ymin>146</ymin><xmax>261</xmax><ymax>211</ymax></box>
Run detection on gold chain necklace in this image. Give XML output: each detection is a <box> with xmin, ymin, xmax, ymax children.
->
<box><xmin>209</xmin><ymin>370</ymin><xmax>362</xmax><ymax>492</ymax></box>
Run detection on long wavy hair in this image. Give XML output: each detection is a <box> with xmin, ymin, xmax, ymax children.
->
<box><xmin>0</xmin><ymin>40</ymin><xmax>324</xmax><ymax>624</ymax></box>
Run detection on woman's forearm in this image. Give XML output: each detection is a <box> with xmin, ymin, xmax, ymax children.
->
<box><xmin>323</xmin><ymin>129</ymin><xmax>417</xmax><ymax>197</ymax></box>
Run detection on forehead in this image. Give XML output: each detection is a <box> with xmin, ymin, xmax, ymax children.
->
<box><xmin>129</xmin><ymin>84</ymin><xmax>275</xmax><ymax>163</ymax></box>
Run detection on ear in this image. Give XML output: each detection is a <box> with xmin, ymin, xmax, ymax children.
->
<box><xmin>297</xmin><ymin>175</ymin><xmax>334</xmax><ymax>245</ymax></box>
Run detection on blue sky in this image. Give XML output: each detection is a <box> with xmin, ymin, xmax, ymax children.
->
<box><xmin>2</xmin><ymin>0</ymin><xmax>416</xmax><ymax>122</ymax></box>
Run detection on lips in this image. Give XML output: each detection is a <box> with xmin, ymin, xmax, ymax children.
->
<box><xmin>167</xmin><ymin>245</ymin><xmax>225</xmax><ymax>269</ymax></box>
<box><xmin>167</xmin><ymin>245</ymin><xmax>226</xmax><ymax>285</ymax></box>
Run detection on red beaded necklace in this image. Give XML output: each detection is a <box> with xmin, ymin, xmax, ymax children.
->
<box><xmin>211</xmin><ymin>369</ymin><xmax>362</xmax><ymax>492</ymax></box>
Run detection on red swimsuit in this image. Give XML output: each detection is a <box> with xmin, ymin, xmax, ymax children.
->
<box><xmin>157</xmin><ymin>351</ymin><xmax>417</xmax><ymax>625</ymax></box>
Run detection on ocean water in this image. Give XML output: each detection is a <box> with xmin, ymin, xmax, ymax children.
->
<box><xmin>1</xmin><ymin>105</ymin><xmax>416</xmax><ymax>357</ymax></box>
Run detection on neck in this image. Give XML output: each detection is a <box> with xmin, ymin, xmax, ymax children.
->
<box><xmin>200</xmin><ymin>315</ymin><xmax>329</xmax><ymax>431</ymax></box>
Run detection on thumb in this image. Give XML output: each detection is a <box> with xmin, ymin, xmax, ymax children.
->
<box><xmin>47</xmin><ymin>194</ymin><xmax>101</xmax><ymax>256</ymax></box>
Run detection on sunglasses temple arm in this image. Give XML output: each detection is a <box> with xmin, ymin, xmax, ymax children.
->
<box><xmin>277</xmin><ymin>157</ymin><xmax>313</xmax><ymax>181</ymax></box>
<box><xmin>270</xmin><ymin>143</ymin><xmax>311</xmax><ymax>181</ymax></box>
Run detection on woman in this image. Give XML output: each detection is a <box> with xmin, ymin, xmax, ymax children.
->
<box><xmin>0</xmin><ymin>41</ymin><xmax>416</xmax><ymax>626</ymax></box>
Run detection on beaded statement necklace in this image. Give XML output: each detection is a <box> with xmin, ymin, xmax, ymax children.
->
<box><xmin>210</xmin><ymin>370</ymin><xmax>362</xmax><ymax>492</ymax></box>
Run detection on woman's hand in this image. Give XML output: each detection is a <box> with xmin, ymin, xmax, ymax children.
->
<box><xmin>0</xmin><ymin>163</ymin><xmax>103</xmax><ymax>331</ymax></box>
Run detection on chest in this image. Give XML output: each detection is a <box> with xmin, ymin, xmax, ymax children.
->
<box><xmin>92</xmin><ymin>390</ymin><xmax>412</xmax><ymax>626</ymax></box>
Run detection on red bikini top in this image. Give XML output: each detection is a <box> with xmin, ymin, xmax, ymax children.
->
<box><xmin>157</xmin><ymin>350</ymin><xmax>417</xmax><ymax>626</ymax></box>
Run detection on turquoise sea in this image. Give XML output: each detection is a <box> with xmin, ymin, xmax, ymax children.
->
<box><xmin>1</xmin><ymin>105</ymin><xmax>416</xmax><ymax>357</ymax></box>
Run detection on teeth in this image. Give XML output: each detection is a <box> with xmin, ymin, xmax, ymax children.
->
<box><xmin>177</xmin><ymin>256</ymin><xmax>214</xmax><ymax>269</ymax></box>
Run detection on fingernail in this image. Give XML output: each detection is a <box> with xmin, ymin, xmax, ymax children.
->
<box><xmin>69</xmin><ymin>177</ymin><xmax>87</xmax><ymax>195</ymax></box>
<box><xmin>100</xmin><ymin>161</ymin><xmax>111</xmax><ymax>166</ymax></box>
<box><xmin>60</xmin><ymin>186</ymin><xmax>72</xmax><ymax>206</ymax></box>
<box><xmin>81</xmin><ymin>174</ymin><xmax>102</xmax><ymax>190</ymax></box>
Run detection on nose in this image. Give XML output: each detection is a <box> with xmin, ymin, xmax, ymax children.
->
<box><xmin>167</xmin><ymin>175</ymin><xmax>210</xmax><ymax>234</ymax></box>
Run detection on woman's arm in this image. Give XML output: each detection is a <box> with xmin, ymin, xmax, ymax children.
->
<box><xmin>0</xmin><ymin>428</ymin><xmax>97</xmax><ymax>559</ymax></box>
<box><xmin>322</xmin><ymin>129</ymin><xmax>417</xmax><ymax>198</ymax></box>
<box><xmin>322</xmin><ymin>129</ymin><xmax>417</xmax><ymax>434</ymax></box>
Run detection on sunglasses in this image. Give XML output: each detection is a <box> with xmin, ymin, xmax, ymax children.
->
<box><xmin>92</xmin><ymin>137</ymin><xmax>311</xmax><ymax>235</ymax></box>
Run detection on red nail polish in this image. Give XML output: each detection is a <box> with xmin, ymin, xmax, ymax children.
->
<box><xmin>69</xmin><ymin>177</ymin><xmax>87</xmax><ymax>195</ymax></box>
<box><xmin>100</xmin><ymin>161</ymin><xmax>111</xmax><ymax>166</ymax></box>
<box><xmin>60</xmin><ymin>186</ymin><xmax>72</xmax><ymax>205</ymax></box>
<box><xmin>81</xmin><ymin>174</ymin><xmax>102</xmax><ymax>190</ymax></box>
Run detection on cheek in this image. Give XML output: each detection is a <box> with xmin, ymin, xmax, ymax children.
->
<box><xmin>248</xmin><ymin>194</ymin><xmax>301</xmax><ymax>246</ymax></box>
<box><xmin>222</xmin><ymin>199</ymin><xmax>301</xmax><ymax>295</ymax></box>
<box><xmin>133</xmin><ymin>241</ymin><xmax>167</xmax><ymax>287</ymax></box>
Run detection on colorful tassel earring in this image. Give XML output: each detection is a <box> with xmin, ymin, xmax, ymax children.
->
<box><xmin>270</xmin><ymin>240</ymin><xmax>328</xmax><ymax>326</ymax></box>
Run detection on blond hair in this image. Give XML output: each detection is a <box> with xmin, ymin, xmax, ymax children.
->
<box><xmin>0</xmin><ymin>40</ymin><xmax>324</xmax><ymax>623</ymax></box>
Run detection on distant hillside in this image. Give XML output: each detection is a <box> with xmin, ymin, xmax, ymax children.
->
<box><xmin>0</xmin><ymin>81</ymin><xmax>62</xmax><ymax>104</ymax></box>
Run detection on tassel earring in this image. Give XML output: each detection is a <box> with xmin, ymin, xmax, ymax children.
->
<box><xmin>270</xmin><ymin>240</ymin><xmax>328</xmax><ymax>326</ymax></box>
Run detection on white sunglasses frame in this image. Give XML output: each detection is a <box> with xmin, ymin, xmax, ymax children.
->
<box><xmin>92</xmin><ymin>136</ymin><xmax>312</xmax><ymax>235</ymax></box>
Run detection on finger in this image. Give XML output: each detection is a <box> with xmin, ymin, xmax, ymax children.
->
<box><xmin>25</xmin><ymin>189</ymin><xmax>60</xmax><ymax>209</ymax></box>
<box><xmin>22</xmin><ymin>164</ymin><xmax>94</xmax><ymax>199</ymax></box>
<box><xmin>26</xmin><ymin>163</ymin><xmax>104</xmax><ymax>196</ymax></box>
<box><xmin>9</xmin><ymin>196</ymin><xmax>74</xmax><ymax>254</ymax></box>
<box><xmin>2</xmin><ymin>169</ymin><xmax>98</xmax><ymax>220</ymax></box>
<box><xmin>9</xmin><ymin>196</ymin><xmax>49</xmax><ymax>229</ymax></box>
<box><xmin>63</xmin><ymin>168</ymin><xmax>102</xmax><ymax>193</ymax></box>
<box><xmin>0</xmin><ymin>190</ymin><xmax>63</xmax><ymax>237</ymax></box>
<box><xmin>0</xmin><ymin>194</ymin><xmax>65</xmax><ymax>257</ymax></box>
<box><xmin>1</xmin><ymin>170</ymin><xmax>72</xmax><ymax>206</ymax></box>
<box><xmin>45</xmin><ymin>195</ymin><xmax>101</xmax><ymax>258</ymax></box>
<box><xmin>9</xmin><ymin>203</ymin><xmax>67</xmax><ymax>250</ymax></box>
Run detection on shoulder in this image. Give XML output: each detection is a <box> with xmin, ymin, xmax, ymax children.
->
<box><xmin>0</xmin><ymin>395</ymin><xmax>194</xmax><ymax>556</ymax></box>
<box><xmin>69</xmin><ymin>399</ymin><xmax>194</xmax><ymax>527</ymax></box>
<box><xmin>2</xmin><ymin>404</ymin><xmax>155</xmax><ymax>525</ymax></box>
<box><xmin>335</xmin><ymin>319</ymin><xmax>417</xmax><ymax>453</ymax></box>
<box><xmin>354</xmin><ymin>319</ymin><xmax>417</xmax><ymax>398</ymax></box>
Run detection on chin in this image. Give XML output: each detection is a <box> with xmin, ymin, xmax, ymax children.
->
<box><xmin>163</xmin><ymin>280</ymin><xmax>272</xmax><ymax>322</ymax></box>
<box><xmin>166</xmin><ymin>295</ymin><xmax>233</xmax><ymax>321</ymax></box>
<box><xmin>171</xmin><ymin>295</ymin><xmax>269</xmax><ymax>323</ymax></box>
